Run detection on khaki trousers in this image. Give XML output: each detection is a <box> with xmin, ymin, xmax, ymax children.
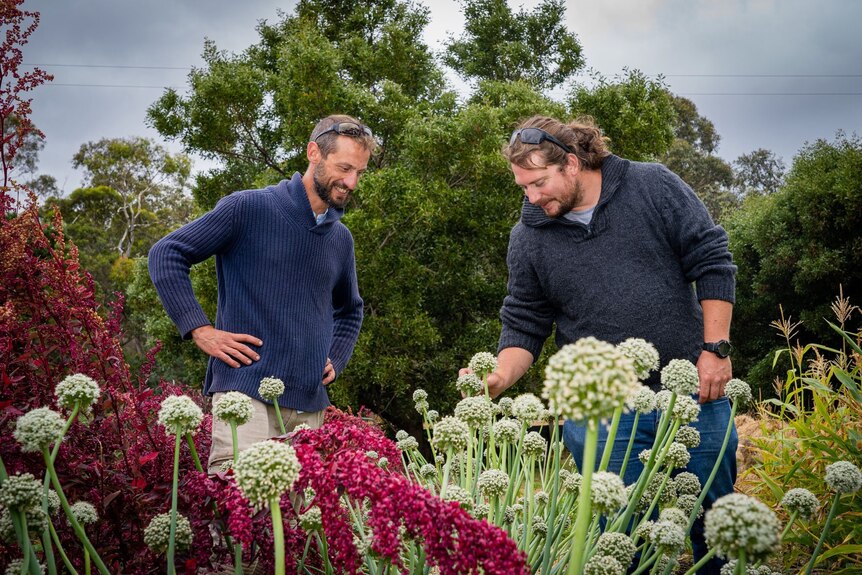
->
<box><xmin>208</xmin><ymin>392</ymin><xmax>324</xmax><ymax>474</ymax></box>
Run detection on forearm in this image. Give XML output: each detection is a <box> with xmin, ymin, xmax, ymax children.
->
<box><xmin>494</xmin><ymin>347</ymin><xmax>535</xmax><ymax>390</ymax></box>
<box><xmin>701</xmin><ymin>299</ymin><xmax>732</xmax><ymax>341</ymax></box>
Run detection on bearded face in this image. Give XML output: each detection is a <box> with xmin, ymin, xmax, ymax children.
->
<box><xmin>313</xmin><ymin>160</ymin><xmax>352</xmax><ymax>208</ymax></box>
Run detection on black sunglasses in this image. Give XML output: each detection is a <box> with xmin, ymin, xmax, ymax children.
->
<box><xmin>314</xmin><ymin>122</ymin><xmax>373</xmax><ymax>141</ymax></box>
<box><xmin>509</xmin><ymin>127</ymin><xmax>574</xmax><ymax>155</ymax></box>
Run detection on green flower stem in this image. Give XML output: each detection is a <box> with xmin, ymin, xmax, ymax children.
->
<box><xmin>273</xmin><ymin>403</ymin><xmax>286</xmax><ymax>436</ymax></box>
<box><xmin>736</xmin><ymin>549</ymin><xmax>747</xmax><ymax>575</ymax></box>
<box><xmin>681</xmin><ymin>548</ymin><xmax>717</xmax><ymax>575</ymax></box>
<box><xmin>686</xmin><ymin>398</ymin><xmax>739</xmax><ymax>531</ymax></box>
<box><xmin>49</xmin><ymin>520</ymin><xmax>78</xmax><ymax>575</ymax></box>
<box><xmin>230</xmin><ymin>422</ymin><xmax>240</xmax><ymax>463</ymax></box>
<box><xmin>521</xmin><ymin>456</ymin><xmax>535</xmax><ymax>550</ymax></box>
<box><xmin>567</xmin><ymin>418</ymin><xmax>599</xmax><ymax>575</ymax></box>
<box><xmin>424</xmin><ymin>415</ymin><xmax>438</xmax><ymax>464</ymax></box>
<box><xmin>183</xmin><ymin>433</ymin><xmax>234</xmax><ymax>549</ymax></box>
<box><xmin>599</xmin><ymin>406</ymin><xmax>623</xmax><ymax>471</ymax></box>
<box><xmin>167</xmin><ymin>431</ymin><xmax>182</xmax><ymax>575</ymax></box>
<box><xmin>637</xmin><ymin>469</ymin><xmax>672</xmax><ymax>534</ymax></box>
<box><xmin>439</xmin><ymin>447</ymin><xmax>454</xmax><ymax>499</ymax></box>
<box><xmin>630</xmin><ymin>549</ymin><xmax>658</xmax><ymax>575</ymax></box>
<box><xmin>465</xmin><ymin>432</ymin><xmax>474</xmax><ymax>492</ymax></box>
<box><xmin>50</xmin><ymin>404</ymin><xmax>81</xmax><ymax>463</ymax></box>
<box><xmin>779</xmin><ymin>510</ymin><xmax>799</xmax><ymax>541</ymax></box>
<box><xmin>314</xmin><ymin>531</ymin><xmax>334</xmax><ymax>575</ymax></box>
<box><xmin>297</xmin><ymin>534</ymin><xmax>313</xmax><ymax>572</ymax></box>
<box><xmin>84</xmin><ymin>548</ymin><xmax>91</xmax><ymax>575</ymax></box>
<box><xmin>619</xmin><ymin>411</ymin><xmax>641</xmax><ymax>479</ymax></box>
<box><xmin>271</xmin><ymin>497</ymin><xmax>286</xmax><ymax>575</ymax></box>
<box><xmin>0</xmin><ymin>457</ymin><xmax>41</xmax><ymax>575</ymax></box>
<box><xmin>41</xmin><ymin>521</ymin><xmax>58</xmax><ymax>575</ymax></box>
<box><xmin>803</xmin><ymin>491</ymin><xmax>842</xmax><ymax>575</ymax></box>
<box><xmin>227</xmin><ymin>421</ymin><xmax>245</xmax><ymax>575</ymax></box>
<box><xmin>41</xmin><ymin>447</ymin><xmax>110</xmax><ymax>575</ymax></box>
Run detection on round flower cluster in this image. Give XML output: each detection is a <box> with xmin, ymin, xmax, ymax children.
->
<box><xmin>258</xmin><ymin>377</ymin><xmax>285</xmax><ymax>401</ymax></box>
<box><xmin>432</xmin><ymin>416</ymin><xmax>470</xmax><ymax>452</ymax></box>
<box><xmin>719</xmin><ymin>561</ymin><xmax>780</xmax><ymax>575</ymax></box>
<box><xmin>780</xmin><ymin>487</ymin><xmax>819</xmax><ymax>519</ymax></box>
<box><xmin>477</xmin><ymin>469</ymin><xmax>510</xmax><ymax>498</ymax></box>
<box><xmin>654</xmin><ymin>390</ymin><xmax>673</xmax><ymax>412</ymax></box>
<box><xmin>704</xmin><ymin>493</ymin><xmax>780</xmax><ymax>561</ymax></box>
<box><xmin>534</xmin><ymin>490</ymin><xmax>549</xmax><ymax>508</ymax></box>
<box><xmin>665</xmin><ymin>442</ymin><xmax>691</xmax><ymax>470</ymax></box>
<box><xmin>650</xmin><ymin>520</ymin><xmax>686</xmax><ymax>555</ymax></box>
<box><xmin>420</xmin><ymin>464</ymin><xmax>437</xmax><ymax>479</ymax></box>
<box><xmin>4</xmin><ymin>560</ymin><xmax>45</xmax><ymax>575</ymax></box>
<box><xmin>468</xmin><ymin>352</ymin><xmax>497</xmax><ymax>378</ymax></box>
<box><xmin>560</xmin><ymin>469</ymin><xmax>582</xmax><ymax>494</ymax></box>
<box><xmin>617</xmin><ymin>338</ymin><xmax>660</xmax><ymax>381</ymax></box>
<box><xmin>824</xmin><ymin>460</ymin><xmax>862</xmax><ymax>494</ymax></box>
<box><xmin>233</xmin><ymin>440</ymin><xmax>301</xmax><ymax>510</ymax></box>
<box><xmin>638</xmin><ymin>449</ymin><xmax>652</xmax><ymax>465</ymax></box>
<box><xmin>724</xmin><ymin>378</ymin><xmax>753</xmax><ymax>406</ymax></box>
<box><xmin>442</xmin><ymin>485</ymin><xmax>472</xmax><ymax>510</ymax></box>
<box><xmin>376</xmin><ymin>457</ymin><xmax>389</xmax><ymax>469</ymax></box>
<box><xmin>584</xmin><ymin>554</ymin><xmax>624</xmax><ymax>575</ymax></box>
<box><xmin>675</xmin><ymin>426</ymin><xmax>701</xmax><ymax>449</ymax></box>
<box><xmin>677</xmin><ymin>494</ymin><xmax>703</xmax><ymax>519</ymax></box>
<box><xmin>299</xmin><ymin>506</ymin><xmax>322</xmax><ymax>531</ymax></box>
<box><xmin>1</xmin><ymin>505</ymin><xmax>47</xmax><ymax>540</ymax></box>
<box><xmin>511</xmin><ymin>393</ymin><xmax>544</xmax><ymax>423</ymax></box>
<box><xmin>591</xmin><ymin>471</ymin><xmax>628</xmax><ymax>516</ymax></box>
<box><xmin>522</xmin><ymin>431</ymin><xmax>547</xmax><ymax>458</ymax></box>
<box><xmin>426</xmin><ymin>410</ymin><xmax>439</xmax><ymax>423</ymax></box>
<box><xmin>412</xmin><ymin>389</ymin><xmax>428</xmax><ymax>403</ymax></box>
<box><xmin>493</xmin><ymin>418</ymin><xmax>520</xmax><ymax>443</ymax></box>
<box><xmin>46</xmin><ymin>490</ymin><xmax>61</xmax><ymax>516</ymax></box>
<box><xmin>0</xmin><ymin>473</ymin><xmax>42</xmax><ymax>510</ymax></box>
<box><xmin>632</xmin><ymin>387</ymin><xmax>657</xmax><ymax>414</ymax></box>
<box><xmin>497</xmin><ymin>397</ymin><xmax>513</xmax><ymax>417</ymax></box>
<box><xmin>673</xmin><ymin>472</ymin><xmax>702</xmax><ymax>496</ymax></box>
<box><xmin>143</xmin><ymin>512</ymin><xmax>193</xmax><ymax>553</ymax></box>
<box><xmin>634</xmin><ymin>520</ymin><xmax>654</xmax><ymax>542</ymax></box>
<box><xmin>365</xmin><ymin>450</ymin><xmax>378</xmax><ymax>459</ymax></box>
<box><xmin>396</xmin><ymin>435</ymin><xmax>419</xmax><ymax>451</ymax></box>
<box><xmin>14</xmin><ymin>407</ymin><xmax>65</xmax><ymax>453</ymax></box>
<box><xmin>596</xmin><ymin>531</ymin><xmax>637</xmax><ymax>567</ymax></box>
<box><xmin>456</xmin><ymin>373</ymin><xmax>483</xmax><ymax>396</ymax></box>
<box><xmin>672</xmin><ymin>395</ymin><xmax>701</xmax><ymax>425</ymax></box>
<box><xmin>660</xmin><ymin>359</ymin><xmax>700</xmax><ymax>396</ymax></box>
<box><xmin>157</xmin><ymin>395</ymin><xmax>204</xmax><ymax>436</ymax></box>
<box><xmin>454</xmin><ymin>396</ymin><xmax>493</xmax><ymax>428</ymax></box>
<box><xmin>395</xmin><ymin>430</ymin><xmax>409</xmax><ymax>441</ymax></box>
<box><xmin>472</xmin><ymin>502</ymin><xmax>491</xmax><ymax>519</ymax></box>
<box><xmin>55</xmin><ymin>373</ymin><xmax>100</xmax><ymax>410</ymax></box>
<box><xmin>543</xmin><ymin>337</ymin><xmax>640</xmax><ymax>423</ymax></box>
<box><xmin>213</xmin><ymin>391</ymin><xmax>254</xmax><ymax>426</ymax></box>
<box><xmin>70</xmin><ymin>501</ymin><xmax>98</xmax><ymax>525</ymax></box>
<box><xmin>659</xmin><ymin>507</ymin><xmax>688</xmax><ymax>529</ymax></box>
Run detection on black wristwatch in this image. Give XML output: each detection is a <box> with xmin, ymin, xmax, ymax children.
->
<box><xmin>703</xmin><ymin>340</ymin><xmax>733</xmax><ymax>359</ymax></box>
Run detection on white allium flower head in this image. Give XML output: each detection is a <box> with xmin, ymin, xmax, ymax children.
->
<box><xmin>511</xmin><ymin>393</ymin><xmax>545</xmax><ymax>422</ymax></box>
<box><xmin>4</xmin><ymin>560</ymin><xmax>45</xmax><ymax>575</ymax></box>
<box><xmin>292</xmin><ymin>423</ymin><xmax>311</xmax><ymax>432</ymax></box>
<box><xmin>725</xmin><ymin>378</ymin><xmax>753</xmax><ymax>406</ymax></box>
<box><xmin>824</xmin><ymin>460</ymin><xmax>862</xmax><ymax>494</ymax></box>
<box><xmin>233</xmin><ymin>440</ymin><xmax>301</xmax><ymax>510</ymax></box>
<box><xmin>632</xmin><ymin>386</ymin><xmax>657</xmax><ymax>414</ymax></box>
<box><xmin>456</xmin><ymin>373</ymin><xmax>483</xmax><ymax>396</ymax></box>
<box><xmin>660</xmin><ymin>359</ymin><xmax>700</xmax><ymax>396</ymax></box>
<box><xmin>654</xmin><ymin>389</ymin><xmax>673</xmax><ymax>411</ymax></box>
<box><xmin>157</xmin><ymin>395</ymin><xmax>204</xmax><ymax>436</ymax></box>
<box><xmin>638</xmin><ymin>449</ymin><xmax>652</xmax><ymax>465</ymax></box>
<box><xmin>365</xmin><ymin>450</ymin><xmax>379</xmax><ymax>459</ymax></box>
<box><xmin>673</xmin><ymin>472</ymin><xmax>702</xmax><ymax>496</ymax></box>
<box><xmin>415</xmin><ymin>399</ymin><xmax>429</xmax><ymax>413</ymax></box>
<box><xmin>144</xmin><ymin>512</ymin><xmax>192</xmax><ymax>553</ymax></box>
<box><xmin>395</xmin><ymin>430</ymin><xmax>409</xmax><ymax>441</ymax></box>
<box><xmin>426</xmin><ymin>409</ymin><xmax>439</xmax><ymax>423</ymax></box>
<box><xmin>454</xmin><ymin>396</ymin><xmax>493</xmax><ymax>428</ymax></box>
<box><xmin>523</xmin><ymin>431</ymin><xmax>547</xmax><ymax>459</ymax></box>
<box><xmin>468</xmin><ymin>352</ymin><xmax>498</xmax><ymax>377</ymax></box>
<box><xmin>591</xmin><ymin>471</ymin><xmax>628</xmax><ymax>516</ymax></box>
<box><xmin>258</xmin><ymin>377</ymin><xmax>285</xmax><ymax>401</ymax></box>
<box><xmin>543</xmin><ymin>338</ymin><xmax>640</xmax><ymax>423</ymax></box>
<box><xmin>376</xmin><ymin>457</ymin><xmax>389</xmax><ymax>468</ymax></box>
<box><xmin>46</xmin><ymin>490</ymin><xmax>61</xmax><ymax>516</ymax></box>
<box><xmin>634</xmin><ymin>520</ymin><xmax>654</xmax><ymax>541</ymax></box>
<box><xmin>675</xmin><ymin>425</ymin><xmax>701</xmax><ymax>449</ymax></box>
<box><xmin>618</xmin><ymin>338</ymin><xmax>660</xmax><ymax>380</ymax></box>
<box><xmin>531</xmin><ymin>515</ymin><xmax>548</xmax><ymax>536</ymax></box>
<box><xmin>584</xmin><ymin>554</ymin><xmax>624</xmax><ymax>575</ymax></box>
<box><xmin>300</xmin><ymin>506</ymin><xmax>323</xmax><ymax>531</ymax></box>
<box><xmin>659</xmin><ymin>507</ymin><xmax>689</xmax><ymax>529</ymax></box>
<box><xmin>213</xmin><ymin>391</ymin><xmax>254</xmax><ymax>426</ymax></box>
<box><xmin>477</xmin><ymin>469</ymin><xmax>510</xmax><ymax>498</ymax></box>
<box><xmin>396</xmin><ymin>436</ymin><xmax>419</xmax><ymax>451</ymax></box>
<box><xmin>55</xmin><ymin>373</ymin><xmax>100</xmax><ymax>410</ymax></box>
<box><xmin>492</xmin><ymin>418</ymin><xmax>521</xmax><ymax>443</ymax></box>
<box><xmin>677</xmin><ymin>494</ymin><xmax>703</xmax><ymax>519</ymax></box>
<box><xmin>672</xmin><ymin>395</ymin><xmax>701</xmax><ymax>425</ymax></box>
<box><xmin>420</xmin><ymin>463</ymin><xmax>437</xmax><ymax>479</ymax></box>
<box><xmin>412</xmin><ymin>389</ymin><xmax>428</xmax><ymax>403</ymax></box>
<box><xmin>0</xmin><ymin>473</ymin><xmax>42</xmax><ymax>510</ymax></box>
<box><xmin>442</xmin><ymin>485</ymin><xmax>473</xmax><ymax>510</ymax></box>
<box><xmin>534</xmin><ymin>490</ymin><xmax>549</xmax><ymax>507</ymax></box>
<box><xmin>69</xmin><ymin>501</ymin><xmax>98</xmax><ymax>525</ymax></box>
<box><xmin>650</xmin><ymin>520</ymin><xmax>686</xmax><ymax>555</ymax></box>
<box><xmin>14</xmin><ymin>407</ymin><xmax>65</xmax><ymax>452</ymax></box>
<box><xmin>780</xmin><ymin>487</ymin><xmax>819</xmax><ymax>519</ymax></box>
<box><xmin>596</xmin><ymin>531</ymin><xmax>637</xmax><ymax>566</ymax></box>
<box><xmin>472</xmin><ymin>502</ymin><xmax>491</xmax><ymax>519</ymax></box>
<box><xmin>497</xmin><ymin>397</ymin><xmax>514</xmax><ymax>417</ymax></box>
<box><xmin>432</xmin><ymin>416</ymin><xmax>470</xmax><ymax>452</ymax></box>
<box><xmin>665</xmin><ymin>442</ymin><xmax>691</xmax><ymax>470</ymax></box>
<box><xmin>562</xmin><ymin>470</ymin><xmax>583</xmax><ymax>494</ymax></box>
<box><xmin>2</xmin><ymin>506</ymin><xmax>48</xmax><ymax>538</ymax></box>
<box><xmin>704</xmin><ymin>493</ymin><xmax>781</xmax><ymax>561</ymax></box>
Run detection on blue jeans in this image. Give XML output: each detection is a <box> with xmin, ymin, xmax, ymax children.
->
<box><xmin>562</xmin><ymin>397</ymin><xmax>737</xmax><ymax>575</ymax></box>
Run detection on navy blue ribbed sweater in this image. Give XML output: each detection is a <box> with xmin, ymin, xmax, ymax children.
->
<box><xmin>148</xmin><ymin>173</ymin><xmax>363</xmax><ymax>411</ymax></box>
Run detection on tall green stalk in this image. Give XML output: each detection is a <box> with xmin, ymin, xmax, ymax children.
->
<box><xmin>166</xmin><ymin>430</ymin><xmax>182</xmax><ymax>575</ymax></box>
<box><xmin>803</xmin><ymin>492</ymin><xmax>842</xmax><ymax>575</ymax></box>
<box><xmin>271</xmin><ymin>497</ymin><xmax>286</xmax><ymax>575</ymax></box>
<box><xmin>567</xmin><ymin>418</ymin><xmax>598</xmax><ymax>575</ymax></box>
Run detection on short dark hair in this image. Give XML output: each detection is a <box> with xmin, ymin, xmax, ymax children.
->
<box><xmin>503</xmin><ymin>115</ymin><xmax>611</xmax><ymax>170</ymax></box>
<box><xmin>310</xmin><ymin>114</ymin><xmax>376</xmax><ymax>158</ymax></box>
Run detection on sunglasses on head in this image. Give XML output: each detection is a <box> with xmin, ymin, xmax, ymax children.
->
<box><xmin>314</xmin><ymin>121</ymin><xmax>373</xmax><ymax>141</ymax></box>
<box><xmin>509</xmin><ymin>127</ymin><xmax>574</xmax><ymax>155</ymax></box>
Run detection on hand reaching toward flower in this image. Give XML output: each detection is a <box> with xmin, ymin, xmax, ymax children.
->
<box><xmin>191</xmin><ymin>325</ymin><xmax>262</xmax><ymax>368</ymax></box>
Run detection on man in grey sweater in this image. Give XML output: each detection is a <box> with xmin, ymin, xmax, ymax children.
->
<box><xmin>471</xmin><ymin>115</ymin><xmax>737</xmax><ymax>574</ymax></box>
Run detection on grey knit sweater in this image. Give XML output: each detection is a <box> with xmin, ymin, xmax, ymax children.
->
<box><xmin>498</xmin><ymin>155</ymin><xmax>736</xmax><ymax>388</ymax></box>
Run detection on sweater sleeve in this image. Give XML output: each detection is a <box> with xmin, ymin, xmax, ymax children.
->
<box><xmin>148</xmin><ymin>193</ymin><xmax>242</xmax><ymax>339</ymax></box>
<box><xmin>498</xmin><ymin>225</ymin><xmax>555</xmax><ymax>361</ymax></box>
<box><xmin>657</xmin><ymin>167</ymin><xmax>737</xmax><ymax>303</ymax></box>
<box><xmin>328</xmin><ymin>234</ymin><xmax>364</xmax><ymax>376</ymax></box>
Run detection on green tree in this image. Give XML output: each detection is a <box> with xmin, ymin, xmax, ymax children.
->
<box><xmin>733</xmin><ymin>148</ymin><xmax>786</xmax><ymax>197</ymax></box>
<box><xmin>727</xmin><ymin>132</ymin><xmax>862</xmax><ymax>395</ymax></box>
<box><xmin>443</xmin><ymin>0</ymin><xmax>584</xmax><ymax>91</ymax></box>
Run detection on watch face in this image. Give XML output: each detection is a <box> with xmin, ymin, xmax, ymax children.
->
<box><xmin>717</xmin><ymin>340</ymin><xmax>732</xmax><ymax>357</ymax></box>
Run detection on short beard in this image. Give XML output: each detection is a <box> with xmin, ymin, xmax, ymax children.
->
<box><xmin>313</xmin><ymin>164</ymin><xmax>348</xmax><ymax>208</ymax></box>
<box><xmin>548</xmin><ymin>177</ymin><xmax>584</xmax><ymax>218</ymax></box>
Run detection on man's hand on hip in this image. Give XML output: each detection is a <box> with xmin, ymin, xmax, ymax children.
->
<box><xmin>696</xmin><ymin>350</ymin><xmax>732</xmax><ymax>404</ymax></box>
<box><xmin>322</xmin><ymin>358</ymin><xmax>336</xmax><ymax>385</ymax></box>
<box><xmin>191</xmin><ymin>325</ymin><xmax>262</xmax><ymax>368</ymax></box>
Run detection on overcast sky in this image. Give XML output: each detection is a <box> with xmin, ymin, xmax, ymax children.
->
<box><xmin>22</xmin><ymin>0</ymin><xmax>862</xmax><ymax>194</ymax></box>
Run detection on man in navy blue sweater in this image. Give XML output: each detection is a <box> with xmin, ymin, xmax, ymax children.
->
<box><xmin>463</xmin><ymin>115</ymin><xmax>737</xmax><ymax>574</ymax></box>
<box><xmin>149</xmin><ymin>114</ymin><xmax>374</xmax><ymax>472</ymax></box>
